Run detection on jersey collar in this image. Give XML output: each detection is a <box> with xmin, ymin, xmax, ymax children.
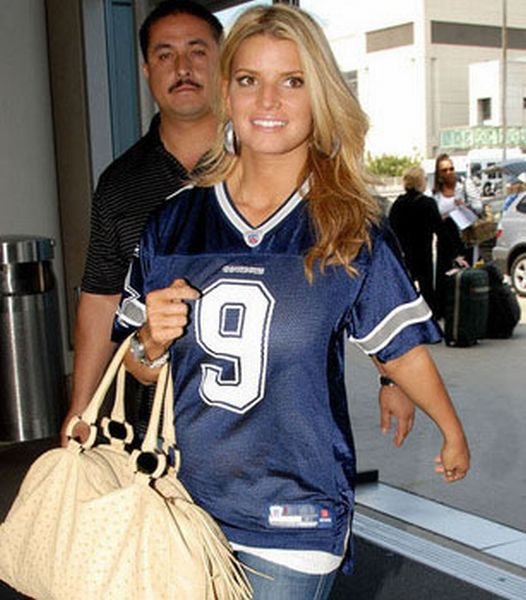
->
<box><xmin>215</xmin><ymin>180</ymin><xmax>309</xmax><ymax>248</ymax></box>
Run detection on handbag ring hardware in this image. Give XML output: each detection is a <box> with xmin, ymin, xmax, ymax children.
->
<box><xmin>101</xmin><ymin>416</ymin><xmax>134</xmax><ymax>444</ymax></box>
<box><xmin>130</xmin><ymin>448</ymin><xmax>167</xmax><ymax>479</ymax></box>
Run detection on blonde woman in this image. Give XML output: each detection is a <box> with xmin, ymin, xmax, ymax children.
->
<box><xmin>114</xmin><ymin>5</ymin><xmax>470</xmax><ymax>597</ymax></box>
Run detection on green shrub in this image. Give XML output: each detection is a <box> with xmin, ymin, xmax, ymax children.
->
<box><xmin>366</xmin><ymin>153</ymin><xmax>420</xmax><ymax>177</ymax></box>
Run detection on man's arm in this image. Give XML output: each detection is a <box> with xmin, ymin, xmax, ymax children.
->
<box><xmin>60</xmin><ymin>292</ymin><xmax>120</xmax><ymax>446</ymax></box>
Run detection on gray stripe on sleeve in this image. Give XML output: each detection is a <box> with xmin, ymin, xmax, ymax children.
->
<box><xmin>349</xmin><ymin>296</ymin><xmax>432</xmax><ymax>355</ymax></box>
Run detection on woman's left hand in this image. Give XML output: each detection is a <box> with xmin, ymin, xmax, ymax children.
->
<box><xmin>434</xmin><ymin>436</ymin><xmax>470</xmax><ymax>483</ymax></box>
<box><xmin>378</xmin><ymin>385</ymin><xmax>415</xmax><ymax>447</ymax></box>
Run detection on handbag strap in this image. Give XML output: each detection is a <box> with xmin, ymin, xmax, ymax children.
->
<box><xmin>105</xmin><ymin>341</ymin><xmax>174</xmax><ymax>451</ymax></box>
<box><xmin>83</xmin><ymin>335</ymin><xmax>133</xmax><ymax>424</ymax></box>
<box><xmin>161</xmin><ymin>374</ymin><xmax>180</xmax><ymax>471</ymax></box>
<box><xmin>100</xmin><ymin>363</ymin><xmax>134</xmax><ymax>447</ymax></box>
<box><xmin>130</xmin><ymin>359</ymin><xmax>173</xmax><ymax>479</ymax></box>
<box><xmin>66</xmin><ymin>332</ymin><xmax>178</xmax><ymax>478</ymax></box>
<box><xmin>136</xmin><ymin>360</ymin><xmax>180</xmax><ymax>477</ymax></box>
<box><xmin>65</xmin><ymin>335</ymin><xmax>134</xmax><ymax>448</ymax></box>
<box><xmin>141</xmin><ymin>360</ymin><xmax>170</xmax><ymax>453</ymax></box>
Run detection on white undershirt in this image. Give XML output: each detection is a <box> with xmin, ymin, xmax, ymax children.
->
<box><xmin>230</xmin><ymin>543</ymin><xmax>343</xmax><ymax>574</ymax></box>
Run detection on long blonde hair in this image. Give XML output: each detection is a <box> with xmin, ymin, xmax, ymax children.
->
<box><xmin>197</xmin><ymin>4</ymin><xmax>379</xmax><ymax>279</ymax></box>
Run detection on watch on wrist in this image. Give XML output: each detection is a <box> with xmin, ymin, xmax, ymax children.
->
<box><xmin>130</xmin><ymin>331</ymin><xmax>169</xmax><ymax>369</ymax></box>
<box><xmin>379</xmin><ymin>375</ymin><xmax>396</xmax><ymax>387</ymax></box>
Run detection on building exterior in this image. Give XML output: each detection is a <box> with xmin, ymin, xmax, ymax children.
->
<box><xmin>326</xmin><ymin>0</ymin><xmax>526</xmax><ymax>160</ymax></box>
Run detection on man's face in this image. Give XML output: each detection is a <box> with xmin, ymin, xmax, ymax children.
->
<box><xmin>143</xmin><ymin>13</ymin><xmax>219</xmax><ymax>122</ymax></box>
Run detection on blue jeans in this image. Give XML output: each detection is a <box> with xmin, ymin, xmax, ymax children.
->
<box><xmin>236</xmin><ymin>552</ymin><xmax>338</xmax><ymax>600</ymax></box>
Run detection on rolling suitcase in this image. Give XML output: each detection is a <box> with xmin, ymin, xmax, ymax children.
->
<box><xmin>443</xmin><ymin>268</ymin><xmax>489</xmax><ymax>347</ymax></box>
<box><xmin>480</xmin><ymin>262</ymin><xmax>521</xmax><ymax>339</ymax></box>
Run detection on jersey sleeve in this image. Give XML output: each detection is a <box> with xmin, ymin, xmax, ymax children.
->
<box><xmin>347</xmin><ymin>225</ymin><xmax>442</xmax><ymax>362</ymax></box>
<box><xmin>111</xmin><ymin>239</ymin><xmax>150</xmax><ymax>343</ymax></box>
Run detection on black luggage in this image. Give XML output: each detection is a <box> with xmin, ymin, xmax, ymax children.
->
<box><xmin>480</xmin><ymin>262</ymin><xmax>521</xmax><ymax>339</ymax></box>
<box><xmin>443</xmin><ymin>268</ymin><xmax>489</xmax><ymax>347</ymax></box>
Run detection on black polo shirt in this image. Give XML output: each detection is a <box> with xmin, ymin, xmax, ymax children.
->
<box><xmin>82</xmin><ymin>114</ymin><xmax>192</xmax><ymax>294</ymax></box>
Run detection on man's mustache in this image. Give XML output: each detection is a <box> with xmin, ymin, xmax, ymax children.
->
<box><xmin>169</xmin><ymin>79</ymin><xmax>202</xmax><ymax>93</ymax></box>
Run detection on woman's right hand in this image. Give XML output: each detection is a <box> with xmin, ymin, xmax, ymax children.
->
<box><xmin>140</xmin><ymin>278</ymin><xmax>201</xmax><ymax>359</ymax></box>
<box><xmin>124</xmin><ymin>278</ymin><xmax>200</xmax><ymax>384</ymax></box>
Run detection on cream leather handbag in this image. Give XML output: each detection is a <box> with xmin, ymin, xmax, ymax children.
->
<box><xmin>0</xmin><ymin>337</ymin><xmax>252</xmax><ymax>599</ymax></box>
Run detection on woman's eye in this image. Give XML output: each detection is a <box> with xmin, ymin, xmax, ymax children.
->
<box><xmin>284</xmin><ymin>76</ymin><xmax>304</xmax><ymax>88</ymax></box>
<box><xmin>236</xmin><ymin>75</ymin><xmax>256</xmax><ymax>86</ymax></box>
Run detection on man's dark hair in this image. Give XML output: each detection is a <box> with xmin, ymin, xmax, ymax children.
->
<box><xmin>140</xmin><ymin>0</ymin><xmax>223</xmax><ymax>61</ymax></box>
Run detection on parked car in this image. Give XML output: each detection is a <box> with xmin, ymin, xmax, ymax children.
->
<box><xmin>492</xmin><ymin>191</ymin><xmax>526</xmax><ymax>296</ymax></box>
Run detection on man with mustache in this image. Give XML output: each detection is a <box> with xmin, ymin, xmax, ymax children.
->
<box><xmin>60</xmin><ymin>0</ymin><xmax>222</xmax><ymax>443</ymax></box>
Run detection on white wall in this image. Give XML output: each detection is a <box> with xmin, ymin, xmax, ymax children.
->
<box><xmin>507</xmin><ymin>61</ymin><xmax>526</xmax><ymax>126</ymax></box>
<box><xmin>469</xmin><ymin>61</ymin><xmax>501</xmax><ymax>126</ymax></box>
<box><xmin>360</xmin><ymin>47</ymin><xmax>424</xmax><ymax>157</ymax></box>
<box><xmin>0</xmin><ymin>1</ymin><xmax>59</xmax><ymax>236</ymax></box>
<box><xmin>0</xmin><ymin>1</ymin><xmax>69</xmax><ymax>366</ymax></box>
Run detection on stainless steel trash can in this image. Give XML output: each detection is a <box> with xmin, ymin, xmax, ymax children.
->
<box><xmin>0</xmin><ymin>236</ymin><xmax>66</xmax><ymax>441</ymax></box>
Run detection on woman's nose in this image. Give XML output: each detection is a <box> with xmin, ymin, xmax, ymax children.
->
<box><xmin>257</xmin><ymin>83</ymin><xmax>280</xmax><ymax>109</ymax></box>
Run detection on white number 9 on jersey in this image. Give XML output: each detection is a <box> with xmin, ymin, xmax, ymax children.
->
<box><xmin>195</xmin><ymin>279</ymin><xmax>275</xmax><ymax>413</ymax></box>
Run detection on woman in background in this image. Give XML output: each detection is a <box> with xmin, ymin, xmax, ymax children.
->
<box><xmin>390</xmin><ymin>165</ymin><xmax>460</xmax><ymax>317</ymax></box>
<box><xmin>432</xmin><ymin>154</ymin><xmax>471</xmax><ymax>316</ymax></box>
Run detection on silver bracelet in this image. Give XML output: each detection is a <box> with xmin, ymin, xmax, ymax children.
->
<box><xmin>130</xmin><ymin>331</ymin><xmax>170</xmax><ymax>369</ymax></box>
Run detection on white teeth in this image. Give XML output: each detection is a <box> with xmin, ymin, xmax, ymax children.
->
<box><xmin>252</xmin><ymin>119</ymin><xmax>286</xmax><ymax>128</ymax></box>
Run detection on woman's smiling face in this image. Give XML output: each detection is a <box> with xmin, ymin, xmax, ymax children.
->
<box><xmin>226</xmin><ymin>34</ymin><xmax>313</xmax><ymax>161</ymax></box>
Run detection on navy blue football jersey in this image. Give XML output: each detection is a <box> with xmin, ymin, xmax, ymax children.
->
<box><xmin>113</xmin><ymin>182</ymin><xmax>441</xmax><ymax>571</ymax></box>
